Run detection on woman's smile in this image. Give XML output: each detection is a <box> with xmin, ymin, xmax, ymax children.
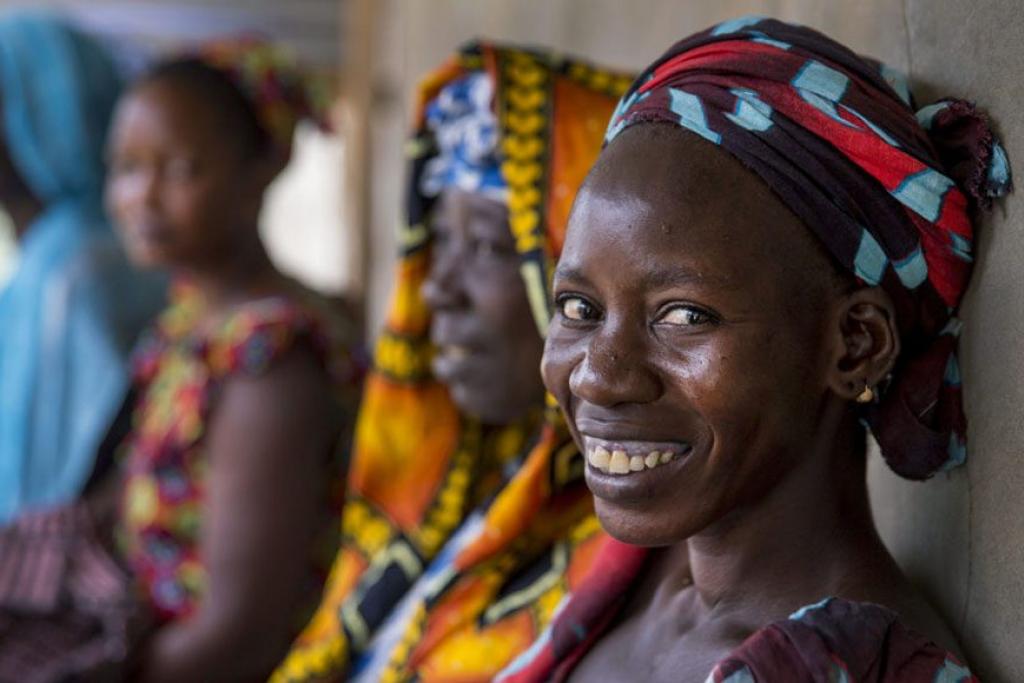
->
<box><xmin>431</xmin><ymin>342</ymin><xmax>487</xmax><ymax>382</ymax></box>
<box><xmin>581</xmin><ymin>432</ymin><xmax>695</xmax><ymax>505</ymax></box>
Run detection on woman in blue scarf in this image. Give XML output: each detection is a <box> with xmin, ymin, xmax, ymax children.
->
<box><xmin>0</xmin><ymin>13</ymin><xmax>164</xmax><ymax>522</ymax></box>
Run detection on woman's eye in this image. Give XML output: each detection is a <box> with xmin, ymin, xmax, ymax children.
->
<box><xmin>109</xmin><ymin>156</ymin><xmax>138</xmax><ymax>176</ymax></box>
<box><xmin>657</xmin><ymin>305</ymin><xmax>713</xmax><ymax>326</ymax></box>
<box><xmin>473</xmin><ymin>239</ymin><xmax>512</xmax><ymax>259</ymax></box>
<box><xmin>559</xmin><ymin>296</ymin><xmax>597</xmax><ymax>321</ymax></box>
<box><xmin>165</xmin><ymin>157</ymin><xmax>198</xmax><ymax>181</ymax></box>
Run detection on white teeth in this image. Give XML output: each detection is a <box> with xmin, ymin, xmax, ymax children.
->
<box><xmin>589</xmin><ymin>446</ymin><xmax>611</xmax><ymax>471</ymax></box>
<box><xmin>587</xmin><ymin>445</ymin><xmax>685</xmax><ymax>475</ymax></box>
<box><xmin>609</xmin><ymin>450</ymin><xmax>630</xmax><ymax>474</ymax></box>
<box><xmin>445</xmin><ymin>345</ymin><xmax>469</xmax><ymax>360</ymax></box>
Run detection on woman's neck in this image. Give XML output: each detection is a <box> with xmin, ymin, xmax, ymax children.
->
<box><xmin>177</xmin><ymin>235</ymin><xmax>284</xmax><ymax>317</ymax></box>
<box><xmin>648</xmin><ymin>402</ymin><xmax>894</xmax><ymax>629</ymax></box>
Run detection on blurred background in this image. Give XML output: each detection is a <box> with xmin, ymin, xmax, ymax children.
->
<box><xmin>0</xmin><ymin>1</ymin><xmax>1020</xmax><ymax>679</ymax></box>
<box><xmin>0</xmin><ymin>0</ymin><xmax>355</xmax><ymax>299</ymax></box>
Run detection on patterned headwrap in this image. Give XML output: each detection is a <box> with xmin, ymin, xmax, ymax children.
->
<box><xmin>420</xmin><ymin>71</ymin><xmax>507</xmax><ymax>201</ymax></box>
<box><xmin>196</xmin><ymin>36</ymin><xmax>332</xmax><ymax>157</ymax></box>
<box><xmin>602</xmin><ymin>16</ymin><xmax>1011</xmax><ymax>480</ymax></box>
<box><xmin>273</xmin><ymin>43</ymin><xmax>631</xmax><ymax>682</ymax></box>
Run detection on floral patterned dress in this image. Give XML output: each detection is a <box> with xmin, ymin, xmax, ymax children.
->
<box><xmin>116</xmin><ymin>282</ymin><xmax>362</xmax><ymax>623</ymax></box>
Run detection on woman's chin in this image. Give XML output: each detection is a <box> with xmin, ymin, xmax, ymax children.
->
<box><xmin>593</xmin><ymin>500</ymin><xmax>694</xmax><ymax>548</ymax></box>
<box><xmin>122</xmin><ymin>240</ymin><xmax>174</xmax><ymax>270</ymax></box>
<box><xmin>446</xmin><ymin>380</ymin><xmax>536</xmax><ymax>426</ymax></box>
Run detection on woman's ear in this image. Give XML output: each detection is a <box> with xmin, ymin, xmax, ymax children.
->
<box><xmin>826</xmin><ymin>286</ymin><xmax>900</xmax><ymax>401</ymax></box>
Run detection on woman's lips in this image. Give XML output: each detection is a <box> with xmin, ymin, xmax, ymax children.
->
<box><xmin>581</xmin><ymin>435</ymin><xmax>692</xmax><ymax>475</ymax></box>
<box><xmin>128</xmin><ymin>220</ymin><xmax>172</xmax><ymax>244</ymax></box>
<box><xmin>580</xmin><ymin>434</ymin><xmax>695</xmax><ymax>504</ymax></box>
<box><xmin>438</xmin><ymin>344</ymin><xmax>471</xmax><ymax>360</ymax></box>
<box><xmin>431</xmin><ymin>344</ymin><xmax>483</xmax><ymax>383</ymax></box>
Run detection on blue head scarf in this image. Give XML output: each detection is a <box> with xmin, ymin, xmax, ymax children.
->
<box><xmin>420</xmin><ymin>72</ymin><xmax>507</xmax><ymax>201</ymax></box>
<box><xmin>0</xmin><ymin>13</ymin><xmax>164</xmax><ymax>520</ymax></box>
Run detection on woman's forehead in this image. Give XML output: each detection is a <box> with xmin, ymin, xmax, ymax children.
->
<box><xmin>589</xmin><ymin>126</ymin><xmax>775</xmax><ymax>208</ymax></box>
<box><xmin>565</xmin><ymin>126</ymin><xmax>840</xmax><ymax>295</ymax></box>
<box><xmin>576</xmin><ymin>132</ymin><xmax>783</xmax><ymax>235</ymax></box>
<box><xmin>116</xmin><ymin>80</ymin><xmax>229</xmax><ymax>150</ymax></box>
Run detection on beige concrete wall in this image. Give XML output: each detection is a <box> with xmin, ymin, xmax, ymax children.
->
<box><xmin>867</xmin><ymin>2</ymin><xmax>1024</xmax><ymax>680</ymax></box>
<box><xmin>363</xmin><ymin>2</ymin><xmax>1022</xmax><ymax>679</ymax></box>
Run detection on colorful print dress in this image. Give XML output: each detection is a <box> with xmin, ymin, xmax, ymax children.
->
<box><xmin>116</xmin><ymin>282</ymin><xmax>362</xmax><ymax>622</ymax></box>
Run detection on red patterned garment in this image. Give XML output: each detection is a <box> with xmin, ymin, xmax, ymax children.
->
<box><xmin>497</xmin><ymin>539</ymin><xmax>977</xmax><ymax>682</ymax></box>
<box><xmin>710</xmin><ymin>598</ymin><xmax>975</xmax><ymax>682</ymax></box>
<box><xmin>116</xmin><ymin>281</ymin><xmax>362</xmax><ymax>623</ymax></box>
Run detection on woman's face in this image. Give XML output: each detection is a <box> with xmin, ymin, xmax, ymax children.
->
<box><xmin>106</xmin><ymin>80</ymin><xmax>265</xmax><ymax>270</ymax></box>
<box><xmin>423</xmin><ymin>187</ymin><xmax>546</xmax><ymax>425</ymax></box>
<box><xmin>542</xmin><ymin>127</ymin><xmax>846</xmax><ymax>546</ymax></box>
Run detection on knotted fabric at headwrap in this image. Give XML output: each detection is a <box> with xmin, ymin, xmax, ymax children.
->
<box><xmin>604</xmin><ymin>16</ymin><xmax>1012</xmax><ymax>479</ymax></box>
<box><xmin>198</xmin><ymin>36</ymin><xmax>333</xmax><ymax>158</ymax></box>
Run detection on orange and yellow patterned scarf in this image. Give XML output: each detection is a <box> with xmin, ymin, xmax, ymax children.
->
<box><xmin>274</xmin><ymin>42</ymin><xmax>631</xmax><ymax>682</ymax></box>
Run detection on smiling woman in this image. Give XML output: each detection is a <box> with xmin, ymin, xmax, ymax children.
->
<box><xmin>423</xmin><ymin>188</ymin><xmax>544</xmax><ymax>425</ymax></box>
<box><xmin>500</xmin><ymin>16</ymin><xmax>1011</xmax><ymax>683</ymax></box>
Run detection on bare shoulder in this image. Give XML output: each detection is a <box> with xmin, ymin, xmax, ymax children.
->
<box><xmin>209</xmin><ymin>341</ymin><xmax>339</xmax><ymax>466</ymax></box>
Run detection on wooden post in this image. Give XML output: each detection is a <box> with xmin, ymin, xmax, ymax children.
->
<box><xmin>336</xmin><ymin>0</ymin><xmax>376</xmax><ymax>333</ymax></box>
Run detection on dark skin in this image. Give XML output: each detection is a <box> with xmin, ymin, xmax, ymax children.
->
<box><xmin>422</xmin><ymin>187</ymin><xmax>545</xmax><ymax>425</ymax></box>
<box><xmin>106</xmin><ymin>79</ymin><xmax>339</xmax><ymax>682</ymax></box>
<box><xmin>542</xmin><ymin>125</ymin><xmax>959</xmax><ymax>682</ymax></box>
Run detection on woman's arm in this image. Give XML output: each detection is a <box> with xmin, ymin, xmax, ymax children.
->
<box><xmin>133</xmin><ymin>345</ymin><xmax>340</xmax><ymax>682</ymax></box>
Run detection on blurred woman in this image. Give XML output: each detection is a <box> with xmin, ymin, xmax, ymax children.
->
<box><xmin>273</xmin><ymin>43</ymin><xmax>632</xmax><ymax>682</ymax></box>
<box><xmin>103</xmin><ymin>40</ymin><xmax>362</xmax><ymax>681</ymax></box>
<box><xmin>0</xmin><ymin>12</ymin><xmax>164</xmax><ymax>522</ymax></box>
<box><xmin>503</xmin><ymin>17</ymin><xmax>1011</xmax><ymax>682</ymax></box>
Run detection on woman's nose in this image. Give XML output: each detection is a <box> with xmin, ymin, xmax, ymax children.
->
<box><xmin>421</xmin><ymin>244</ymin><xmax>470</xmax><ymax>310</ymax></box>
<box><xmin>569</xmin><ymin>319</ymin><xmax>662</xmax><ymax>407</ymax></box>
<box><xmin>140</xmin><ymin>169</ymin><xmax>161</xmax><ymax>209</ymax></box>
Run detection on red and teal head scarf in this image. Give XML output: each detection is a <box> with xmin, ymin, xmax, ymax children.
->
<box><xmin>603</xmin><ymin>16</ymin><xmax>1011</xmax><ymax>480</ymax></box>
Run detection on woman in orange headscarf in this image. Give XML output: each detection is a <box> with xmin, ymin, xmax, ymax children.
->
<box><xmin>274</xmin><ymin>43</ymin><xmax>632</xmax><ymax>682</ymax></box>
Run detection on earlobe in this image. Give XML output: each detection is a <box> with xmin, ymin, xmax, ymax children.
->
<box><xmin>827</xmin><ymin>287</ymin><xmax>900</xmax><ymax>402</ymax></box>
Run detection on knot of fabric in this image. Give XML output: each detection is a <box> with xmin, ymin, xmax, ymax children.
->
<box><xmin>198</xmin><ymin>36</ymin><xmax>332</xmax><ymax>158</ymax></box>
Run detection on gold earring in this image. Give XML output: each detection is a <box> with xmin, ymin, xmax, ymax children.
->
<box><xmin>856</xmin><ymin>384</ymin><xmax>874</xmax><ymax>404</ymax></box>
